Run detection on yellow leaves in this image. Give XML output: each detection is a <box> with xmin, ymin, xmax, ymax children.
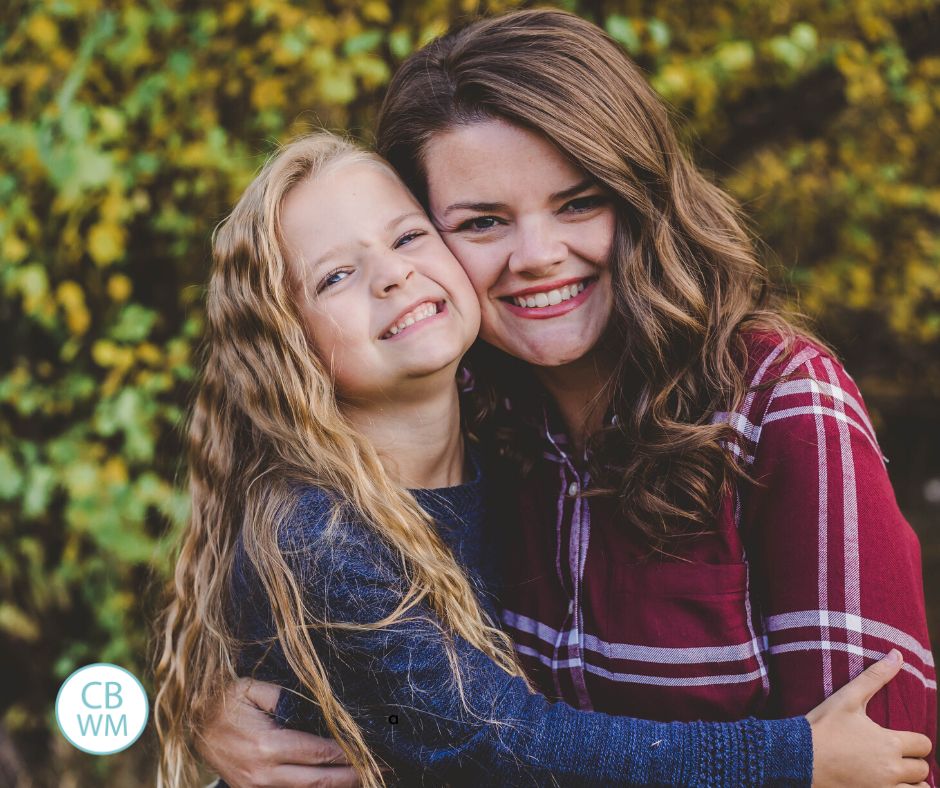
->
<box><xmin>653</xmin><ymin>63</ymin><xmax>692</xmax><ymax>100</ymax></box>
<box><xmin>221</xmin><ymin>2</ymin><xmax>245</xmax><ymax>27</ymax></box>
<box><xmin>362</xmin><ymin>1</ymin><xmax>391</xmax><ymax>23</ymax></box>
<box><xmin>251</xmin><ymin>77</ymin><xmax>287</xmax><ymax>111</ymax></box>
<box><xmin>26</xmin><ymin>14</ymin><xmax>59</xmax><ymax>49</ymax></box>
<box><xmin>846</xmin><ymin>265</ymin><xmax>874</xmax><ymax>310</ymax></box>
<box><xmin>107</xmin><ymin>274</ymin><xmax>132</xmax><ymax>302</ymax></box>
<box><xmin>87</xmin><ymin>221</ymin><xmax>127</xmax><ymax>266</ymax></box>
<box><xmin>96</xmin><ymin>107</ymin><xmax>126</xmax><ymax>139</ymax></box>
<box><xmin>101</xmin><ymin>456</ymin><xmax>128</xmax><ymax>486</ymax></box>
<box><xmin>318</xmin><ymin>67</ymin><xmax>357</xmax><ymax>105</ymax></box>
<box><xmin>136</xmin><ymin>342</ymin><xmax>162</xmax><ymax>366</ymax></box>
<box><xmin>56</xmin><ymin>280</ymin><xmax>91</xmax><ymax>336</ymax></box>
<box><xmin>0</xmin><ymin>604</ymin><xmax>40</xmax><ymax>642</ymax></box>
<box><xmin>3</xmin><ymin>233</ymin><xmax>28</xmax><ymax>263</ymax></box>
<box><xmin>92</xmin><ymin>339</ymin><xmax>133</xmax><ymax>369</ymax></box>
<box><xmin>907</xmin><ymin>97</ymin><xmax>933</xmax><ymax>131</ymax></box>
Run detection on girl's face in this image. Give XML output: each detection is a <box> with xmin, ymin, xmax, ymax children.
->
<box><xmin>423</xmin><ymin>119</ymin><xmax>616</xmax><ymax>369</ymax></box>
<box><xmin>281</xmin><ymin>162</ymin><xmax>481</xmax><ymax>402</ymax></box>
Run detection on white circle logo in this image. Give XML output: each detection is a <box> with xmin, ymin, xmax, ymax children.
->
<box><xmin>55</xmin><ymin>663</ymin><xmax>149</xmax><ymax>755</ymax></box>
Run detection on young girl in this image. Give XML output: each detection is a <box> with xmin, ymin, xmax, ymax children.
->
<box><xmin>153</xmin><ymin>132</ymin><xmax>931</xmax><ymax>787</ymax></box>
<box><xmin>195</xmin><ymin>8</ymin><xmax>936</xmax><ymax>788</ymax></box>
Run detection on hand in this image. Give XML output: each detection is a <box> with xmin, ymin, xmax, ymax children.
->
<box><xmin>196</xmin><ymin>678</ymin><xmax>359</xmax><ymax>788</ymax></box>
<box><xmin>808</xmin><ymin>649</ymin><xmax>932</xmax><ymax>787</ymax></box>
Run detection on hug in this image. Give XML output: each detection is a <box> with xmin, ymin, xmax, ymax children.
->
<box><xmin>154</xmin><ymin>9</ymin><xmax>936</xmax><ymax>787</ymax></box>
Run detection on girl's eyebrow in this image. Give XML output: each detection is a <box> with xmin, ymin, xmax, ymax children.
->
<box><xmin>308</xmin><ymin>210</ymin><xmax>428</xmax><ymax>270</ymax></box>
<box><xmin>385</xmin><ymin>210</ymin><xmax>427</xmax><ymax>231</ymax></box>
<box><xmin>441</xmin><ymin>177</ymin><xmax>597</xmax><ymax>216</ymax></box>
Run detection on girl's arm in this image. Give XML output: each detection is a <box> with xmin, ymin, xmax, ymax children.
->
<box><xmin>225</xmin><ymin>487</ymin><xmax>927</xmax><ymax>787</ymax></box>
<box><xmin>740</xmin><ymin>345</ymin><xmax>937</xmax><ymax>778</ymax></box>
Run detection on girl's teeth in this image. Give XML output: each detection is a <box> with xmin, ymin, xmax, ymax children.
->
<box><xmin>382</xmin><ymin>302</ymin><xmax>439</xmax><ymax>338</ymax></box>
<box><xmin>513</xmin><ymin>281</ymin><xmax>587</xmax><ymax>309</ymax></box>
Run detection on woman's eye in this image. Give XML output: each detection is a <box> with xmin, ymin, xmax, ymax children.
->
<box><xmin>318</xmin><ymin>269</ymin><xmax>350</xmax><ymax>292</ymax></box>
<box><xmin>394</xmin><ymin>230</ymin><xmax>426</xmax><ymax>248</ymax></box>
<box><xmin>563</xmin><ymin>195</ymin><xmax>607</xmax><ymax>213</ymax></box>
<box><xmin>456</xmin><ymin>216</ymin><xmax>502</xmax><ymax>232</ymax></box>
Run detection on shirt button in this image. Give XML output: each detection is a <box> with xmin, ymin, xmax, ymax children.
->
<box><xmin>567</xmin><ymin>482</ymin><xmax>579</xmax><ymax>496</ymax></box>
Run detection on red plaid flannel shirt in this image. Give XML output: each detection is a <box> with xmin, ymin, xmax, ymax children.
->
<box><xmin>495</xmin><ymin>333</ymin><xmax>937</xmax><ymax>782</ymax></box>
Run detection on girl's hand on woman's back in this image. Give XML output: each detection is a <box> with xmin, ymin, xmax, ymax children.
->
<box><xmin>808</xmin><ymin>649</ymin><xmax>932</xmax><ymax>787</ymax></box>
<box><xmin>197</xmin><ymin>677</ymin><xmax>359</xmax><ymax>788</ymax></box>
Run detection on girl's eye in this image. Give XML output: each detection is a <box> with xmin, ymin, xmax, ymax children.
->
<box><xmin>317</xmin><ymin>269</ymin><xmax>351</xmax><ymax>292</ymax></box>
<box><xmin>394</xmin><ymin>230</ymin><xmax>426</xmax><ymax>248</ymax></box>
<box><xmin>456</xmin><ymin>216</ymin><xmax>503</xmax><ymax>232</ymax></box>
<box><xmin>563</xmin><ymin>195</ymin><xmax>608</xmax><ymax>213</ymax></box>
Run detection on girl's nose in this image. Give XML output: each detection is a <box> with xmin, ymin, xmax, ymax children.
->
<box><xmin>372</xmin><ymin>252</ymin><xmax>416</xmax><ymax>296</ymax></box>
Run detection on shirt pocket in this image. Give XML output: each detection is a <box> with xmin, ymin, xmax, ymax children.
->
<box><xmin>610</xmin><ymin>559</ymin><xmax>751</xmax><ymax>647</ymax></box>
<box><xmin>593</xmin><ymin>560</ymin><xmax>765</xmax><ymax>720</ymax></box>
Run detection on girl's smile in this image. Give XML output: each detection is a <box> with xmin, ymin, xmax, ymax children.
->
<box><xmin>280</xmin><ymin>161</ymin><xmax>481</xmax><ymax>401</ymax></box>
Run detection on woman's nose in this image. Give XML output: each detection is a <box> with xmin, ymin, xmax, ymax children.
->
<box><xmin>507</xmin><ymin>217</ymin><xmax>567</xmax><ymax>277</ymax></box>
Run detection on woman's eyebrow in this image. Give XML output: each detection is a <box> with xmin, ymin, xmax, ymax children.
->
<box><xmin>441</xmin><ymin>200</ymin><xmax>506</xmax><ymax>216</ymax></box>
<box><xmin>550</xmin><ymin>177</ymin><xmax>597</xmax><ymax>202</ymax></box>
<box><xmin>441</xmin><ymin>178</ymin><xmax>598</xmax><ymax>216</ymax></box>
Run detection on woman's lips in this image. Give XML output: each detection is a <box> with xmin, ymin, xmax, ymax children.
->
<box><xmin>501</xmin><ymin>278</ymin><xmax>596</xmax><ymax>320</ymax></box>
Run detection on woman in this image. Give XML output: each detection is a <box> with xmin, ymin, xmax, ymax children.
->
<box><xmin>191</xmin><ymin>8</ymin><xmax>936</xmax><ymax>786</ymax></box>
<box><xmin>153</xmin><ymin>132</ymin><xmax>920</xmax><ymax>787</ymax></box>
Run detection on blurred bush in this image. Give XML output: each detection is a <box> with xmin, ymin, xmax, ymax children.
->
<box><xmin>1</xmin><ymin>0</ymin><xmax>938</xmax><ymax>783</ymax></box>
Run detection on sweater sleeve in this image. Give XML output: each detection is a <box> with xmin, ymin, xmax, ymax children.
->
<box><xmin>739</xmin><ymin>345</ymin><xmax>937</xmax><ymax>779</ymax></box>
<box><xmin>235</xmin><ymin>487</ymin><xmax>812</xmax><ymax>787</ymax></box>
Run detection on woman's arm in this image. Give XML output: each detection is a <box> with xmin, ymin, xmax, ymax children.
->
<box><xmin>199</xmin><ymin>654</ymin><xmax>929</xmax><ymax>788</ymax></box>
<box><xmin>223</xmin><ymin>487</ymin><xmax>928</xmax><ymax>787</ymax></box>
<box><xmin>195</xmin><ymin>678</ymin><xmax>356</xmax><ymax>788</ymax></box>
<box><xmin>740</xmin><ymin>347</ymin><xmax>937</xmax><ymax>775</ymax></box>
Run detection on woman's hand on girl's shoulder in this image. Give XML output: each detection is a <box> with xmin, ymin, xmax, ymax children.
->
<box><xmin>807</xmin><ymin>650</ymin><xmax>932</xmax><ymax>787</ymax></box>
<box><xmin>197</xmin><ymin>677</ymin><xmax>359</xmax><ymax>788</ymax></box>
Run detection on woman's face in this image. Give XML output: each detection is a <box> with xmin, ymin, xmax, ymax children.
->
<box><xmin>280</xmin><ymin>161</ymin><xmax>481</xmax><ymax>403</ymax></box>
<box><xmin>423</xmin><ymin>119</ymin><xmax>616</xmax><ymax>369</ymax></box>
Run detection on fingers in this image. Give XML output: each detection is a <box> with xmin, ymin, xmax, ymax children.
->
<box><xmin>242</xmin><ymin>678</ymin><xmax>284</xmax><ymax>714</ymax></box>
<box><xmin>830</xmin><ymin>649</ymin><xmax>903</xmax><ymax>709</ymax></box>
<box><xmin>895</xmin><ymin>756</ymin><xmax>930</xmax><ymax>785</ymax></box>
<box><xmin>266</xmin><ymin>764</ymin><xmax>360</xmax><ymax>788</ymax></box>
<box><xmin>274</xmin><ymin>729</ymin><xmax>350</xmax><ymax>766</ymax></box>
<box><xmin>896</xmin><ymin>731</ymin><xmax>933</xmax><ymax>759</ymax></box>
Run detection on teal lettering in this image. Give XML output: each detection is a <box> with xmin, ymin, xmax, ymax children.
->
<box><xmin>105</xmin><ymin>714</ymin><xmax>127</xmax><ymax>736</ymax></box>
<box><xmin>105</xmin><ymin>682</ymin><xmax>123</xmax><ymax>709</ymax></box>
<box><xmin>81</xmin><ymin>681</ymin><xmax>103</xmax><ymax>709</ymax></box>
<box><xmin>76</xmin><ymin>714</ymin><xmax>103</xmax><ymax>736</ymax></box>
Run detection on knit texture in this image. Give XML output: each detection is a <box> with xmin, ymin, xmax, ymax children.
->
<box><xmin>229</xmin><ymin>452</ymin><xmax>812</xmax><ymax>786</ymax></box>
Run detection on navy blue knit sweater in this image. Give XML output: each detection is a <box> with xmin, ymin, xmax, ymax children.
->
<box><xmin>229</xmin><ymin>456</ymin><xmax>812</xmax><ymax>786</ymax></box>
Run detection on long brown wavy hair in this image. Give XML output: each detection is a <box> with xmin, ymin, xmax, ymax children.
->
<box><xmin>152</xmin><ymin>133</ymin><xmax>525</xmax><ymax>787</ymax></box>
<box><xmin>376</xmin><ymin>8</ymin><xmax>810</xmax><ymax>547</ymax></box>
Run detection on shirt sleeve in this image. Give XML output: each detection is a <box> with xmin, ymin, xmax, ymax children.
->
<box><xmin>739</xmin><ymin>347</ymin><xmax>937</xmax><ymax>775</ymax></box>
<box><xmin>235</xmin><ymin>487</ymin><xmax>813</xmax><ymax>787</ymax></box>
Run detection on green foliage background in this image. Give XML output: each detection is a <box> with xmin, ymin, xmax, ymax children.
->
<box><xmin>1</xmin><ymin>0</ymin><xmax>939</xmax><ymax>783</ymax></box>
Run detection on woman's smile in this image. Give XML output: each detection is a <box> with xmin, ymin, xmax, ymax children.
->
<box><xmin>424</xmin><ymin>118</ymin><xmax>616</xmax><ymax>369</ymax></box>
<box><xmin>500</xmin><ymin>276</ymin><xmax>597</xmax><ymax>318</ymax></box>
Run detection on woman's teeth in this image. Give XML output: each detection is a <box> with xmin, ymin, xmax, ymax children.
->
<box><xmin>382</xmin><ymin>301</ymin><xmax>438</xmax><ymax>338</ymax></box>
<box><xmin>512</xmin><ymin>280</ymin><xmax>586</xmax><ymax>309</ymax></box>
